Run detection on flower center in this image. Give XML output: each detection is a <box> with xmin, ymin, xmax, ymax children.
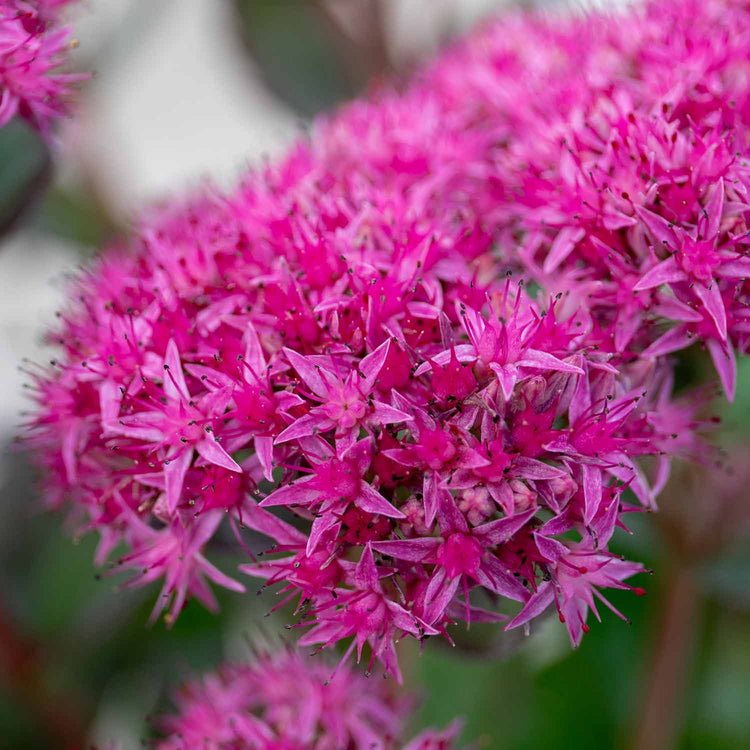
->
<box><xmin>437</xmin><ymin>533</ymin><xmax>483</xmax><ymax>579</ymax></box>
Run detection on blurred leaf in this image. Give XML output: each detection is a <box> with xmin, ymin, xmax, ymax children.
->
<box><xmin>233</xmin><ymin>0</ymin><xmax>383</xmax><ymax>117</ymax></box>
<box><xmin>696</xmin><ymin>543</ymin><xmax>750</xmax><ymax>610</ymax></box>
<box><xmin>685</xmin><ymin>608</ymin><xmax>750</xmax><ymax>748</ymax></box>
<box><xmin>716</xmin><ymin>355</ymin><xmax>750</xmax><ymax>442</ymax></box>
<box><xmin>412</xmin><ymin>582</ymin><xmax>652</xmax><ymax>750</ymax></box>
<box><xmin>34</xmin><ymin>183</ymin><xmax>120</xmax><ymax>251</ymax></box>
<box><xmin>0</xmin><ymin>687</ymin><xmax>47</xmax><ymax>748</ymax></box>
<box><xmin>0</xmin><ymin>119</ymin><xmax>51</xmax><ymax>239</ymax></box>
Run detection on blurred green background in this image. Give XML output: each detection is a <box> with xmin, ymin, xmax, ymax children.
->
<box><xmin>1</xmin><ymin>1</ymin><xmax>749</xmax><ymax>748</ymax></box>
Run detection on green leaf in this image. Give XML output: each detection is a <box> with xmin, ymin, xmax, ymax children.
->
<box><xmin>233</xmin><ymin>0</ymin><xmax>369</xmax><ymax>117</ymax></box>
<box><xmin>0</xmin><ymin>118</ymin><xmax>51</xmax><ymax>238</ymax></box>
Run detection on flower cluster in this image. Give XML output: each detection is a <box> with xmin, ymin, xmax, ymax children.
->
<box><xmin>0</xmin><ymin>0</ymin><xmax>85</xmax><ymax>134</ymax></box>
<box><xmin>155</xmin><ymin>644</ymin><xmax>461</xmax><ymax>750</ymax></box>
<box><xmin>425</xmin><ymin>0</ymin><xmax>750</xmax><ymax>398</ymax></box>
<box><xmin>25</xmin><ymin>0</ymin><xmax>747</xmax><ymax>679</ymax></box>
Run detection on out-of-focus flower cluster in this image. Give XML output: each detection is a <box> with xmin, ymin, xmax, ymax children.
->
<box><xmin>0</xmin><ymin>0</ymin><xmax>85</xmax><ymax>134</ymax></box>
<box><xmin>25</xmin><ymin>0</ymin><xmax>749</xmax><ymax>678</ymax></box>
<box><xmin>155</xmin><ymin>644</ymin><xmax>460</xmax><ymax>750</ymax></box>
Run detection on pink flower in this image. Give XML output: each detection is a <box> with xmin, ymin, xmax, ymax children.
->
<box><xmin>507</xmin><ymin>542</ymin><xmax>646</xmax><ymax>647</ymax></box>
<box><xmin>297</xmin><ymin>544</ymin><xmax>437</xmax><ymax>682</ymax></box>
<box><xmin>373</xmin><ymin>495</ymin><xmax>533</xmax><ymax>624</ymax></box>
<box><xmin>432</xmin><ymin>0</ymin><xmax>750</xmax><ymax>398</ymax></box>
<box><xmin>111</xmin><ymin>509</ymin><xmax>245</xmax><ymax>626</ymax></box>
<box><xmin>402</xmin><ymin>723</ymin><xmax>464</xmax><ymax>750</ymax></box>
<box><xmin>0</xmin><ymin>0</ymin><xmax>86</xmax><ymax>134</ymax></box>
<box><xmin>155</xmin><ymin>644</ymin><xmax>419</xmax><ymax>750</ymax></box>
<box><xmin>276</xmin><ymin>340</ymin><xmax>412</xmax><ymax>454</ymax></box>
<box><xmin>25</xmin><ymin>0</ymin><xmax>737</xmax><ymax>675</ymax></box>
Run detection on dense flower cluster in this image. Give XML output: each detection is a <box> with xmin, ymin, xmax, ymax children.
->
<box><xmin>25</xmin><ymin>0</ymin><xmax>749</xmax><ymax>679</ymax></box>
<box><xmin>426</xmin><ymin>0</ymin><xmax>750</xmax><ymax>397</ymax></box>
<box><xmin>155</xmin><ymin>644</ymin><xmax>461</xmax><ymax>750</ymax></box>
<box><xmin>0</xmin><ymin>0</ymin><xmax>84</xmax><ymax>134</ymax></box>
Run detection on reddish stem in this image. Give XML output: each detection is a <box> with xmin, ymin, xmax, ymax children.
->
<box><xmin>0</xmin><ymin>606</ymin><xmax>89</xmax><ymax>749</ymax></box>
<box><xmin>630</xmin><ymin>565</ymin><xmax>698</xmax><ymax>750</ymax></box>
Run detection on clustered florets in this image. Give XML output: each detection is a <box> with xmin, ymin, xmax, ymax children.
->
<box><xmin>25</xmin><ymin>0</ymin><xmax>750</xmax><ymax>679</ymax></box>
<box><xmin>0</xmin><ymin>0</ymin><xmax>84</xmax><ymax>134</ymax></box>
<box><xmin>155</xmin><ymin>644</ymin><xmax>461</xmax><ymax>750</ymax></box>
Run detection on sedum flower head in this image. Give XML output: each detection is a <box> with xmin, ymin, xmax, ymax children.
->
<box><xmin>155</xmin><ymin>644</ymin><xmax>460</xmax><ymax>750</ymax></box>
<box><xmin>425</xmin><ymin>0</ymin><xmax>750</xmax><ymax>398</ymax></box>
<box><xmin>25</xmin><ymin>0</ymin><xmax>746</xmax><ymax>678</ymax></box>
<box><xmin>0</xmin><ymin>0</ymin><xmax>85</xmax><ymax>134</ymax></box>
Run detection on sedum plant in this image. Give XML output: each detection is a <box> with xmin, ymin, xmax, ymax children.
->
<box><xmin>23</xmin><ymin>0</ymin><xmax>750</xmax><ymax>688</ymax></box>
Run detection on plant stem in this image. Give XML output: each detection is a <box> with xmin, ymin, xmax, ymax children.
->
<box><xmin>630</xmin><ymin>565</ymin><xmax>698</xmax><ymax>750</ymax></box>
<box><xmin>0</xmin><ymin>605</ymin><xmax>89</xmax><ymax>750</ymax></box>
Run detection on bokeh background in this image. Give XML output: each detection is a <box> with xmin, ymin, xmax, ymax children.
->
<box><xmin>1</xmin><ymin>1</ymin><xmax>749</xmax><ymax>748</ymax></box>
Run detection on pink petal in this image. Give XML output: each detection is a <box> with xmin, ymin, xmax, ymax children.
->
<box><xmin>533</xmin><ymin>532</ymin><xmax>568</xmax><ymax>562</ymax></box>
<box><xmin>354</xmin><ymin>543</ymin><xmax>381</xmax><ymax>591</ymax></box>
<box><xmin>114</xmin><ymin>413</ymin><xmax>165</xmax><ymax>442</ymax></box>
<box><xmin>505</xmin><ymin>581</ymin><xmax>555</xmax><ymax>630</ymax></box>
<box><xmin>413</xmin><ymin>345</ymin><xmax>476</xmax><ymax>376</ymax></box>
<box><xmin>373</xmin><ymin>537</ymin><xmax>441</xmax><ymax>563</ymax></box>
<box><xmin>517</xmin><ymin>349</ymin><xmax>584</xmax><ymax>375</ymax></box>
<box><xmin>357</xmin><ymin>482</ymin><xmax>405</xmax><ymax>518</ymax></box>
<box><xmin>716</xmin><ymin>256</ymin><xmax>750</xmax><ymax>278</ymax></box>
<box><xmin>259</xmin><ymin>479</ymin><xmax>319</xmax><ymax>508</ymax></box>
<box><xmin>703</xmin><ymin>179</ymin><xmax>724</xmax><ymax>240</ymax></box>
<box><xmin>196</xmin><ymin>437</ymin><xmax>242</xmax><ymax>472</ymax></box>
<box><xmin>165</xmin><ymin>449</ymin><xmax>192</xmax><ymax>514</ymax></box>
<box><xmin>474</xmin><ymin>507</ymin><xmax>537</xmax><ymax>546</ymax></box>
<box><xmin>543</xmin><ymin>226</ymin><xmax>585</xmax><ymax>274</ymax></box>
<box><xmin>243</xmin><ymin>322</ymin><xmax>267</xmax><ymax>374</ymax></box>
<box><xmin>199</xmin><ymin>386</ymin><xmax>234</xmax><ymax>417</ymax></box>
<box><xmin>633</xmin><ymin>256</ymin><xmax>685</xmax><ymax>290</ymax></box>
<box><xmin>582</xmin><ymin>464</ymin><xmax>603</xmax><ymax>525</ymax></box>
<box><xmin>654</xmin><ymin>295</ymin><xmax>703</xmax><ymax>322</ymax></box>
<box><xmin>436</xmin><ymin>493</ymin><xmax>470</xmax><ymax>535</ymax></box>
<box><xmin>642</xmin><ymin>325</ymin><xmax>694</xmax><ymax>357</ymax></box>
<box><xmin>423</xmin><ymin>470</ymin><xmax>441</xmax><ymax>528</ymax></box>
<box><xmin>707</xmin><ymin>337</ymin><xmax>736</xmax><ymax>402</ymax></box>
<box><xmin>60</xmin><ymin>419</ymin><xmax>81</xmax><ymax>484</ymax></box>
<box><xmin>198</xmin><ymin>554</ymin><xmax>246</xmax><ymax>593</ymax></box>
<box><xmin>359</xmin><ymin>339</ymin><xmax>390</xmax><ymax>392</ymax></box>
<box><xmin>369</xmin><ymin>401</ymin><xmax>413</xmax><ymax>426</ymax></box>
<box><xmin>490</xmin><ymin>363</ymin><xmax>517</xmax><ymax>401</ymax></box>
<box><xmin>635</xmin><ymin>205</ymin><xmax>676</xmax><ymax>248</ymax></box>
<box><xmin>306</xmin><ymin>513</ymin><xmax>339</xmax><ymax>555</ymax></box>
<box><xmin>476</xmin><ymin>556</ymin><xmax>529</xmax><ymax>601</ymax></box>
<box><xmin>487</xmin><ymin>482</ymin><xmax>514</xmax><ymax>515</ymax></box>
<box><xmin>99</xmin><ymin>379</ymin><xmax>123</xmax><ymax>431</ymax></box>
<box><xmin>163</xmin><ymin>339</ymin><xmax>189</xmax><ymax>401</ymax></box>
<box><xmin>254</xmin><ymin>436</ymin><xmax>274</xmax><ymax>481</ymax></box>
<box><xmin>184</xmin><ymin>364</ymin><xmax>235</xmax><ymax>390</ymax></box>
<box><xmin>239</xmin><ymin>501</ymin><xmax>307</xmax><ymax>546</ymax></box>
<box><xmin>283</xmin><ymin>347</ymin><xmax>329</xmax><ymax>397</ymax></box>
<box><xmin>694</xmin><ymin>282</ymin><xmax>727</xmax><ymax>340</ymax></box>
<box><xmin>614</xmin><ymin>308</ymin><xmax>642</xmax><ymax>351</ymax></box>
<box><xmin>568</xmin><ymin>363</ymin><xmax>591</xmax><ymax>427</ymax></box>
<box><xmin>388</xmin><ymin>599</ymin><xmax>432</xmax><ymax>636</ymax></box>
<box><xmin>511</xmin><ymin>456</ymin><xmax>565</xmax><ymax>479</ymax></box>
<box><xmin>275</xmin><ymin>413</ymin><xmax>327</xmax><ymax>444</ymax></box>
<box><xmin>424</xmin><ymin>569</ymin><xmax>460</xmax><ymax>624</ymax></box>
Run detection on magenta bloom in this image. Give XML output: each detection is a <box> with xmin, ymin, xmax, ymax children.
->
<box><xmin>155</xmin><ymin>644</ymin><xmax>460</xmax><ymax>750</ymax></box>
<box><xmin>425</xmin><ymin>0</ymin><xmax>750</xmax><ymax>398</ymax></box>
<box><xmin>26</xmin><ymin>0</ymin><xmax>745</xmax><ymax>679</ymax></box>
<box><xmin>506</xmin><ymin>542</ymin><xmax>646</xmax><ymax>647</ymax></box>
<box><xmin>0</xmin><ymin>0</ymin><xmax>85</xmax><ymax>134</ymax></box>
